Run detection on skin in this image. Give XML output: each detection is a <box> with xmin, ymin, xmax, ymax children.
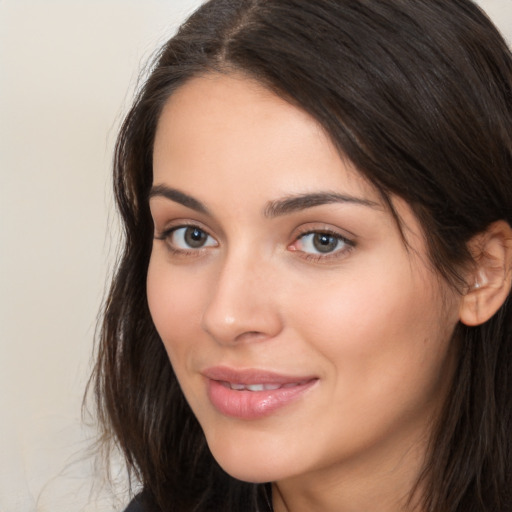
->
<box><xmin>147</xmin><ymin>73</ymin><xmax>463</xmax><ymax>512</ymax></box>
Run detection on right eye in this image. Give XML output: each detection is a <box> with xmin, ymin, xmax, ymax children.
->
<box><xmin>156</xmin><ymin>225</ymin><xmax>218</xmax><ymax>251</ymax></box>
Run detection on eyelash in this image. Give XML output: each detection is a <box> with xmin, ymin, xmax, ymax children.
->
<box><xmin>154</xmin><ymin>224</ymin><xmax>355</xmax><ymax>262</ymax></box>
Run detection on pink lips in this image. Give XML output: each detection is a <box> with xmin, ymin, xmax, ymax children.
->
<box><xmin>203</xmin><ymin>366</ymin><xmax>318</xmax><ymax>420</ymax></box>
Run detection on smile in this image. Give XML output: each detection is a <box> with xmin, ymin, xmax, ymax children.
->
<box><xmin>203</xmin><ymin>367</ymin><xmax>318</xmax><ymax>419</ymax></box>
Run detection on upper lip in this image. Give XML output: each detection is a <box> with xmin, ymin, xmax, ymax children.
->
<box><xmin>202</xmin><ymin>366</ymin><xmax>317</xmax><ymax>385</ymax></box>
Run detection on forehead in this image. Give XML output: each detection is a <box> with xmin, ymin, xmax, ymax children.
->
<box><xmin>152</xmin><ymin>73</ymin><xmax>378</xmax><ymax>203</ymax></box>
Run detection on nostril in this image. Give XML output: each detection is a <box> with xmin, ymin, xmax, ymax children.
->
<box><xmin>233</xmin><ymin>331</ymin><xmax>268</xmax><ymax>343</ymax></box>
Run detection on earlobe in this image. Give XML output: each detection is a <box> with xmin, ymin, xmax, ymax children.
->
<box><xmin>459</xmin><ymin>220</ymin><xmax>512</xmax><ymax>327</ymax></box>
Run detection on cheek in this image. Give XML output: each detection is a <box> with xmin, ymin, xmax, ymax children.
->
<box><xmin>146</xmin><ymin>257</ymin><xmax>206</xmax><ymax>359</ymax></box>
<box><xmin>288</xmin><ymin>263</ymin><xmax>457</xmax><ymax>400</ymax></box>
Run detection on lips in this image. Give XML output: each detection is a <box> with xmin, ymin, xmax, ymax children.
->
<box><xmin>202</xmin><ymin>366</ymin><xmax>318</xmax><ymax>419</ymax></box>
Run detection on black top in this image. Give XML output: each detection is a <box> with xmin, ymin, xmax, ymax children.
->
<box><xmin>124</xmin><ymin>496</ymin><xmax>146</xmax><ymax>512</ymax></box>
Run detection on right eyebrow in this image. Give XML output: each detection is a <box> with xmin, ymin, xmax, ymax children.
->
<box><xmin>264</xmin><ymin>191</ymin><xmax>380</xmax><ymax>218</ymax></box>
<box><xmin>148</xmin><ymin>184</ymin><xmax>209</xmax><ymax>215</ymax></box>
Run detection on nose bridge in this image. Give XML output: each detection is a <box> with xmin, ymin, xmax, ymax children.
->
<box><xmin>201</xmin><ymin>245</ymin><xmax>282</xmax><ymax>344</ymax></box>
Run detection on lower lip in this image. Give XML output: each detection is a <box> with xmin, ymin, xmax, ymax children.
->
<box><xmin>206</xmin><ymin>379</ymin><xmax>317</xmax><ymax>420</ymax></box>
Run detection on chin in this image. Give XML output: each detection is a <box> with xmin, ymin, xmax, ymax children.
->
<box><xmin>214</xmin><ymin>457</ymin><xmax>285</xmax><ymax>484</ymax></box>
<box><xmin>221</xmin><ymin>465</ymin><xmax>275</xmax><ymax>484</ymax></box>
<box><xmin>204</xmin><ymin>433</ymin><xmax>296</xmax><ymax>484</ymax></box>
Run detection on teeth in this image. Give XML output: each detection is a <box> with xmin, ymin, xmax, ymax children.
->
<box><xmin>227</xmin><ymin>382</ymin><xmax>294</xmax><ymax>391</ymax></box>
<box><xmin>262</xmin><ymin>384</ymin><xmax>281</xmax><ymax>391</ymax></box>
<box><xmin>246</xmin><ymin>384</ymin><xmax>265</xmax><ymax>392</ymax></box>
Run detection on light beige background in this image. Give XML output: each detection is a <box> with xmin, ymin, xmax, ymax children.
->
<box><xmin>0</xmin><ymin>1</ymin><xmax>510</xmax><ymax>511</ymax></box>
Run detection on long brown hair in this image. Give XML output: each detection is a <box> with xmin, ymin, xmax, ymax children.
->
<box><xmin>91</xmin><ymin>1</ymin><xmax>512</xmax><ymax>510</ymax></box>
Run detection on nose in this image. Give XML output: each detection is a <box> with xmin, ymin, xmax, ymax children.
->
<box><xmin>201</xmin><ymin>251</ymin><xmax>283</xmax><ymax>345</ymax></box>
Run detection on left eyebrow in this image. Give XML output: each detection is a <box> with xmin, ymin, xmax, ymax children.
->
<box><xmin>264</xmin><ymin>192</ymin><xmax>380</xmax><ymax>218</ymax></box>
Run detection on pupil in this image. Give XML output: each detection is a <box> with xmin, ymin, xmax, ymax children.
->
<box><xmin>313</xmin><ymin>233</ymin><xmax>338</xmax><ymax>253</ymax></box>
<box><xmin>185</xmin><ymin>227</ymin><xmax>206</xmax><ymax>248</ymax></box>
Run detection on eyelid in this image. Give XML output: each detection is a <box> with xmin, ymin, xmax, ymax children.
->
<box><xmin>154</xmin><ymin>218</ymin><xmax>212</xmax><ymax>238</ymax></box>
<box><xmin>292</xmin><ymin>224</ymin><xmax>355</xmax><ymax>244</ymax></box>
<box><xmin>150</xmin><ymin>203</ymin><xmax>224</xmax><ymax>239</ymax></box>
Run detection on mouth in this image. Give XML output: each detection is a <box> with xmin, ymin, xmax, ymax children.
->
<box><xmin>202</xmin><ymin>366</ymin><xmax>318</xmax><ymax>419</ymax></box>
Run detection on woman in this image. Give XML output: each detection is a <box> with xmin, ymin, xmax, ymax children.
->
<box><xmin>92</xmin><ymin>0</ymin><xmax>512</xmax><ymax>511</ymax></box>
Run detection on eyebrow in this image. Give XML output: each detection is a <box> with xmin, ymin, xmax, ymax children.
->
<box><xmin>149</xmin><ymin>184</ymin><xmax>209</xmax><ymax>214</ymax></box>
<box><xmin>149</xmin><ymin>185</ymin><xmax>379</xmax><ymax>217</ymax></box>
<box><xmin>264</xmin><ymin>192</ymin><xmax>380</xmax><ymax>218</ymax></box>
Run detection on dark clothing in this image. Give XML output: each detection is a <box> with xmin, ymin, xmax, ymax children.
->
<box><xmin>124</xmin><ymin>495</ymin><xmax>146</xmax><ymax>512</ymax></box>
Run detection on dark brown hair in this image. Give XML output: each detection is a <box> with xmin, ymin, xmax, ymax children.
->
<box><xmin>91</xmin><ymin>1</ymin><xmax>512</xmax><ymax>510</ymax></box>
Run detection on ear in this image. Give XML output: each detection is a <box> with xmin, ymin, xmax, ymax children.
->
<box><xmin>459</xmin><ymin>220</ymin><xmax>512</xmax><ymax>326</ymax></box>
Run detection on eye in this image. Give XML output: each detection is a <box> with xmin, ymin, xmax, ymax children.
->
<box><xmin>157</xmin><ymin>225</ymin><xmax>218</xmax><ymax>251</ymax></box>
<box><xmin>291</xmin><ymin>230</ymin><xmax>353</xmax><ymax>257</ymax></box>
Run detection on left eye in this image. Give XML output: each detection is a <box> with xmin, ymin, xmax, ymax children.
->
<box><xmin>168</xmin><ymin>226</ymin><xmax>217</xmax><ymax>250</ymax></box>
<box><xmin>294</xmin><ymin>232</ymin><xmax>349</xmax><ymax>255</ymax></box>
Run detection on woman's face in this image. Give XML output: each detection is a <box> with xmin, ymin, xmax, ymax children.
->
<box><xmin>147</xmin><ymin>74</ymin><xmax>462</xmax><ymax>490</ymax></box>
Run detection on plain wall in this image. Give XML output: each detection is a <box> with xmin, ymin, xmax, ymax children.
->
<box><xmin>0</xmin><ymin>1</ymin><xmax>510</xmax><ymax>511</ymax></box>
